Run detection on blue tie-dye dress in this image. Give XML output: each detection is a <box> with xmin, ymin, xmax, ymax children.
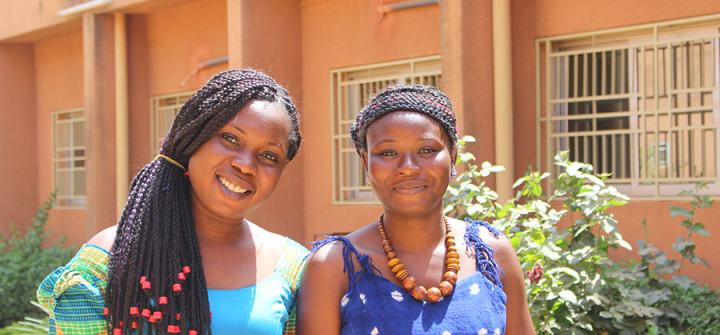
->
<box><xmin>312</xmin><ymin>219</ymin><xmax>507</xmax><ymax>335</ymax></box>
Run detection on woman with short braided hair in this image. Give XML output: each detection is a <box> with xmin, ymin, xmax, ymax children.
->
<box><xmin>38</xmin><ymin>69</ymin><xmax>308</xmax><ymax>335</ymax></box>
<box><xmin>298</xmin><ymin>85</ymin><xmax>534</xmax><ymax>334</ymax></box>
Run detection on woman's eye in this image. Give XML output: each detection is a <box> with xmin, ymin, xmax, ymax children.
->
<box><xmin>379</xmin><ymin>151</ymin><xmax>396</xmax><ymax>156</ymax></box>
<box><xmin>419</xmin><ymin>148</ymin><xmax>436</xmax><ymax>154</ymax></box>
<box><xmin>221</xmin><ymin>133</ymin><xmax>238</xmax><ymax>145</ymax></box>
<box><xmin>261</xmin><ymin>152</ymin><xmax>278</xmax><ymax>162</ymax></box>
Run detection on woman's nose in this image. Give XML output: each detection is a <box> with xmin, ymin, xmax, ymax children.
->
<box><xmin>396</xmin><ymin>153</ymin><xmax>421</xmax><ymax>176</ymax></box>
<box><xmin>230</xmin><ymin>150</ymin><xmax>257</xmax><ymax>176</ymax></box>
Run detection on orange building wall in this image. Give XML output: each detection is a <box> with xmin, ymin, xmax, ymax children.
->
<box><xmin>126</xmin><ymin>0</ymin><xmax>228</xmax><ymax>182</ymax></box>
<box><xmin>300</xmin><ymin>0</ymin><xmax>442</xmax><ymax>242</ymax></box>
<box><xmin>225</xmin><ymin>0</ymin><xmax>306</xmax><ymax>243</ymax></box>
<box><xmin>0</xmin><ymin>44</ymin><xmax>38</xmax><ymax>233</ymax></box>
<box><xmin>511</xmin><ymin>0</ymin><xmax>720</xmax><ymax>288</ymax></box>
<box><xmin>34</xmin><ymin>30</ymin><xmax>85</xmax><ymax>247</ymax></box>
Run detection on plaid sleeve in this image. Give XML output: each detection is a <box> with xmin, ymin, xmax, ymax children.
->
<box><xmin>277</xmin><ymin>238</ymin><xmax>310</xmax><ymax>335</ymax></box>
<box><xmin>37</xmin><ymin>244</ymin><xmax>110</xmax><ymax>335</ymax></box>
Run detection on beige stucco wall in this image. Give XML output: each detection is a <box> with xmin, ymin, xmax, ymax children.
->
<box><xmin>0</xmin><ymin>44</ymin><xmax>38</xmax><ymax>233</ymax></box>
<box><xmin>34</xmin><ymin>30</ymin><xmax>85</xmax><ymax>246</ymax></box>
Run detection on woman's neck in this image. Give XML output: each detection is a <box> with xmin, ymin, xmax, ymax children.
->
<box><xmin>380</xmin><ymin>209</ymin><xmax>448</xmax><ymax>253</ymax></box>
<box><xmin>193</xmin><ymin>214</ymin><xmax>252</xmax><ymax>245</ymax></box>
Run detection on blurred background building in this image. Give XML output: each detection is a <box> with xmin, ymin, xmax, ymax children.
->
<box><xmin>1</xmin><ymin>0</ymin><xmax>719</xmax><ymax>287</ymax></box>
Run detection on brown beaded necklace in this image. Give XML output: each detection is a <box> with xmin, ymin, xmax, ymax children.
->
<box><xmin>377</xmin><ymin>214</ymin><xmax>460</xmax><ymax>302</ymax></box>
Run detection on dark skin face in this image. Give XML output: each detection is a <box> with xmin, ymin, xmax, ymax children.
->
<box><xmin>188</xmin><ymin>100</ymin><xmax>292</xmax><ymax>226</ymax></box>
<box><xmin>361</xmin><ymin>111</ymin><xmax>457</xmax><ymax>219</ymax></box>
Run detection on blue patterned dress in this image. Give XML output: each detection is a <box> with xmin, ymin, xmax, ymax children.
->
<box><xmin>312</xmin><ymin>219</ymin><xmax>507</xmax><ymax>335</ymax></box>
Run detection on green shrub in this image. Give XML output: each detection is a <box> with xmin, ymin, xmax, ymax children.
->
<box><xmin>0</xmin><ymin>301</ymin><xmax>49</xmax><ymax>334</ymax></box>
<box><xmin>0</xmin><ymin>193</ymin><xmax>75</xmax><ymax>327</ymax></box>
<box><xmin>444</xmin><ymin>136</ymin><xmax>720</xmax><ymax>335</ymax></box>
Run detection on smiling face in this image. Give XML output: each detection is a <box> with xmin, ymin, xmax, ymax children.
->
<box><xmin>362</xmin><ymin>111</ymin><xmax>456</xmax><ymax>218</ymax></box>
<box><xmin>188</xmin><ymin>100</ymin><xmax>291</xmax><ymax>224</ymax></box>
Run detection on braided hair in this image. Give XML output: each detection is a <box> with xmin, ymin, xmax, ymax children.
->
<box><xmin>105</xmin><ymin>69</ymin><xmax>301</xmax><ymax>335</ymax></box>
<box><xmin>350</xmin><ymin>85</ymin><xmax>457</xmax><ymax>153</ymax></box>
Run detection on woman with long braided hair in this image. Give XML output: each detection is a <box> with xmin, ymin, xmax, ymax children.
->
<box><xmin>38</xmin><ymin>69</ymin><xmax>308</xmax><ymax>335</ymax></box>
<box><xmin>298</xmin><ymin>85</ymin><xmax>534</xmax><ymax>334</ymax></box>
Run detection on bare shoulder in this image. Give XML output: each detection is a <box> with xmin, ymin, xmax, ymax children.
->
<box><xmin>250</xmin><ymin>223</ymin><xmax>290</xmax><ymax>250</ymax></box>
<box><xmin>305</xmin><ymin>236</ymin><xmax>349</xmax><ymax>270</ymax></box>
<box><xmin>87</xmin><ymin>225</ymin><xmax>118</xmax><ymax>252</ymax></box>
<box><xmin>449</xmin><ymin>217</ymin><xmax>516</xmax><ymax>264</ymax></box>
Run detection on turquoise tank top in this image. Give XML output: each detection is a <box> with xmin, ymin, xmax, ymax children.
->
<box><xmin>208</xmin><ymin>237</ymin><xmax>309</xmax><ymax>335</ymax></box>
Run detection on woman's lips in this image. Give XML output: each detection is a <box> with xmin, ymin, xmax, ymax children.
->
<box><xmin>218</xmin><ymin>175</ymin><xmax>251</xmax><ymax>194</ymax></box>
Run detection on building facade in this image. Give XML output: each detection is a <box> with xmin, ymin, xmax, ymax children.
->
<box><xmin>1</xmin><ymin>0</ymin><xmax>719</xmax><ymax>288</ymax></box>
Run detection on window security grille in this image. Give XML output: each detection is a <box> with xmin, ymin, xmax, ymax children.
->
<box><xmin>537</xmin><ymin>16</ymin><xmax>720</xmax><ymax>198</ymax></box>
<box><xmin>331</xmin><ymin>55</ymin><xmax>442</xmax><ymax>204</ymax></box>
<box><xmin>150</xmin><ymin>92</ymin><xmax>193</xmax><ymax>157</ymax></box>
<box><xmin>52</xmin><ymin>109</ymin><xmax>85</xmax><ymax>208</ymax></box>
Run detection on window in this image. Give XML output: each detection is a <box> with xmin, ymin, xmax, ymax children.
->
<box><xmin>52</xmin><ymin>109</ymin><xmax>85</xmax><ymax>208</ymax></box>
<box><xmin>537</xmin><ymin>16</ymin><xmax>720</xmax><ymax>198</ymax></box>
<box><xmin>331</xmin><ymin>55</ymin><xmax>442</xmax><ymax>204</ymax></box>
<box><xmin>150</xmin><ymin>91</ymin><xmax>193</xmax><ymax>157</ymax></box>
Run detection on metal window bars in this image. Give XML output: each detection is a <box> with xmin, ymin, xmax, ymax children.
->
<box><xmin>52</xmin><ymin>109</ymin><xmax>86</xmax><ymax>208</ymax></box>
<box><xmin>537</xmin><ymin>14</ymin><xmax>720</xmax><ymax>199</ymax></box>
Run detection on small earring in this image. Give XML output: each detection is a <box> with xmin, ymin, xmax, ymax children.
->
<box><xmin>451</xmin><ymin>167</ymin><xmax>457</xmax><ymax>179</ymax></box>
<box><xmin>366</xmin><ymin>173</ymin><xmax>370</xmax><ymax>184</ymax></box>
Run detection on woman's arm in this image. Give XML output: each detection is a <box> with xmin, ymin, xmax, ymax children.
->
<box><xmin>491</xmin><ymin>235</ymin><xmax>536</xmax><ymax>335</ymax></box>
<box><xmin>296</xmin><ymin>241</ymin><xmax>349</xmax><ymax>335</ymax></box>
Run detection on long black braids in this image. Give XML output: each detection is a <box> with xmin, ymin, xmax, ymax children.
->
<box><xmin>105</xmin><ymin>69</ymin><xmax>301</xmax><ymax>335</ymax></box>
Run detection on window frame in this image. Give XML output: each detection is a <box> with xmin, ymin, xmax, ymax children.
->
<box><xmin>52</xmin><ymin>108</ymin><xmax>86</xmax><ymax>209</ymax></box>
<box><xmin>150</xmin><ymin>91</ymin><xmax>194</xmax><ymax>158</ymax></box>
<box><xmin>536</xmin><ymin>14</ymin><xmax>720</xmax><ymax>200</ymax></box>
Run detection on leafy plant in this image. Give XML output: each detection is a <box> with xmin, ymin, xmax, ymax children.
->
<box><xmin>444</xmin><ymin>136</ymin><xmax>720</xmax><ymax>334</ymax></box>
<box><xmin>0</xmin><ymin>193</ymin><xmax>75</xmax><ymax>327</ymax></box>
<box><xmin>1</xmin><ymin>301</ymin><xmax>49</xmax><ymax>335</ymax></box>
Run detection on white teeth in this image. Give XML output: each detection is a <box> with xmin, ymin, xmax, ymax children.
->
<box><xmin>218</xmin><ymin>176</ymin><xmax>249</xmax><ymax>194</ymax></box>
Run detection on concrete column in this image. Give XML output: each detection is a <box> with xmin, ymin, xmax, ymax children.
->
<box><xmin>439</xmin><ymin>0</ymin><xmax>497</xmax><ymax>186</ymax></box>
<box><xmin>0</xmin><ymin>44</ymin><xmax>37</xmax><ymax>232</ymax></box>
<box><xmin>83</xmin><ymin>13</ymin><xmax>116</xmax><ymax>238</ymax></box>
<box><xmin>439</xmin><ymin>0</ymin><xmax>466</xmax><ymax>129</ymax></box>
<box><xmin>226</xmin><ymin>0</ymin><xmax>245</xmax><ymax>69</ymax></box>
<box><xmin>492</xmin><ymin>0</ymin><xmax>515</xmax><ymax>202</ymax></box>
<box><xmin>115</xmin><ymin>13</ymin><xmax>129</xmax><ymax>219</ymax></box>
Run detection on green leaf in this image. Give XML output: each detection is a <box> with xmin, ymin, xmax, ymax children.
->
<box><xmin>673</xmin><ymin>237</ymin><xmax>694</xmax><ymax>253</ymax></box>
<box><xmin>513</xmin><ymin>177</ymin><xmax>526</xmax><ymax>189</ymax></box>
<box><xmin>585</xmin><ymin>174</ymin><xmax>605</xmax><ymax>186</ymax></box>
<box><xmin>599</xmin><ymin>217</ymin><xmax>617</xmax><ymax>234</ymax></box>
<box><xmin>689</xmin><ymin>223</ymin><xmax>710</xmax><ymax>236</ymax></box>
<box><xmin>530</xmin><ymin>230</ymin><xmax>546</xmax><ymax>244</ymax></box>
<box><xmin>616</xmin><ymin>239</ymin><xmax>633</xmax><ymax>251</ymax></box>
<box><xmin>510</xmin><ymin>235</ymin><xmax>520</xmax><ymax>249</ymax></box>
<box><xmin>459</xmin><ymin>135</ymin><xmax>476</xmax><ymax>143</ymax></box>
<box><xmin>670</xmin><ymin>206</ymin><xmax>693</xmax><ymax>218</ymax></box>
<box><xmin>546</xmin><ymin>267</ymin><xmax>581</xmax><ymax>282</ymax></box>
<box><xmin>558</xmin><ymin>290</ymin><xmax>578</xmax><ymax>304</ymax></box>
<box><xmin>542</xmin><ymin>244</ymin><xmax>561</xmax><ymax>260</ymax></box>
<box><xmin>532</xmin><ymin>184</ymin><xmax>542</xmax><ymax>197</ymax></box>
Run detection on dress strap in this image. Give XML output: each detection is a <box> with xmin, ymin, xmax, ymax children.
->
<box><xmin>463</xmin><ymin>219</ymin><xmax>504</xmax><ymax>288</ymax></box>
<box><xmin>275</xmin><ymin>237</ymin><xmax>310</xmax><ymax>293</ymax></box>
<box><xmin>310</xmin><ymin>236</ymin><xmax>380</xmax><ymax>294</ymax></box>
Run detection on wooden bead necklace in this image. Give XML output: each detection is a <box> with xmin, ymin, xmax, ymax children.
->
<box><xmin>378</xmin><ymin>214</ymin><xmax>460</xmax><ymax>302</ymax></box>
